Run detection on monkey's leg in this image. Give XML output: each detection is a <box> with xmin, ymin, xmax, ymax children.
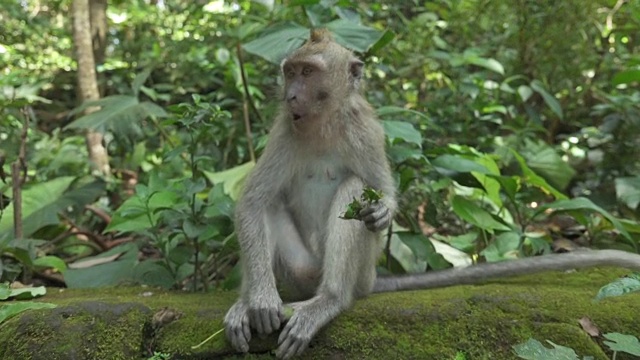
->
<box><xmin>225</xmin><ymin>204</ymin><xmax>294</xmax><ymax>352</ymax></box>
<box><xmin>273</xmin><ymin>210</ymin><xmax>322</xmax><ymax>301</ymax></box>
<box><xmin>276</xmin><ymin>177</ymin><xmax>379</xmax><ymax>359</ymax></box>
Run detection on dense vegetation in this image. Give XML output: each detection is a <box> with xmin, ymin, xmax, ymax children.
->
<box><xmin>1</xmin><ymin>0</ymin><xmax>639</xmax><ymax>291</ymax></box>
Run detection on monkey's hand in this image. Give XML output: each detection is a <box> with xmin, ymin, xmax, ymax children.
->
<box><xmin>224</xmin><ymin>300</ymin><xmax>251</xmax><ymax>353</ymax></box>
<box><xmin>359</xmin><ymin>201</ymin><xmax>391</xmax><ymax>232</ymax></box>
<box><xmin>247</xmin><ymin>289</ymin><xmax>284</xmax><ymax>336</ymax></box>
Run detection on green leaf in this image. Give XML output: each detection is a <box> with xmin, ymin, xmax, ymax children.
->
<box><xmin>451</xmin><ymin>196</ymin><xmax>511</xmax><ymax>233</ymax></box>
<box><xmin>512</xmin><ymin>151</ymin><xmax>567</xmax><ymax>200</ymax></box>
<box><xmin>395</xmin><ymin>232</ymin><xmax>450</xmax><ymax>270</ymax></box>
<box><xmin>0</xmin><ymin>302</ymin><xmax>57</xmax><ymax>323</ymax></box>
<box><xmin>325</xmin><ymin>19</ymin><xmax>384</xmax><ymax>53</ymax></box>
<box><xmin>615</xmin><ymin>176</ymin><xmax>640</xmax><ymax>209</ymax></box>
<box><xmin>467</xmin><ymin>57</ymin><xmax>504</xmax><ymax>75</ymax></box>
<box><xmin>431</xmin><ymin>155</ymin><xmax>491</xmax><ymax>174</ymax></box>
<box><xmin>0</xmin><ymin>177</ymin><xmax>104</xmax><ymax>238</ymax></box>
<box><xmin>63</xmin><ymin>244</ymin><xmax>138</xmax><ymax>288</ymax></box>
<box><xmin>33</xmin><ymin>256</ymin><xmax>67</xmax><ymax>273</ymax></box>
<box><xmin>594</xmin><ymin>275</ymin><xmax>640</xmax><ymax>301</ymax></box>
<box><xmin>134</xmin><ymin>260</ymin><xmax>176</xmax><ymax>289</ymax></box>
<box><xmin>203</xmin><ymin>162</ymin><xmax>255</xmax><ymax>200</ymax></box>
<box><xmin>106</xmin><ymin>190</ymin><xmax>178</xmax><ymax>233</ymax></box>
<box><xmin>540</xmin><ymin>197</ymin><xmax>631</xmax><ymax>241</ymax></box>
<box><xmin>522</xmin><ymin>140</ymin><xmax>575</xmax><ymax>190</ymax></box>
<box><xmin>368</xmin><ymin>29</ymin><xmax>395</xmax><ymax>55</ymax></box>
<box><xmin>603</xmin><ymin>333</ymin><xmax>640</xmax><ymax>356</ymax></box>
<box><xmin>243</xmin><ymin>22</ymin><xmax>308</xmax><ymax>64</ymax></box>
<box><xmin>65</xmin><ymin>95</ymin><xmax>167</xmax><ymax>133</ymax></box>
<box><xmin>513</xmin><ymin>338</ymin><xmax>580</xmax><ymax>360</ymax></box>
<box><xmin>377</xmin><ymin>106</ymin><xmax>434</xmax><ymax>127</ymax></box>
<box><xmin>482</xmin><ymin>231</ymin><xmax>521</xmax><ymax>262</ymax></box>
<box><xmin>612</xmin><ymin>70</ymin><xmax>640</xmax><ymax>86</ymax></box>
<box><xmin>530</xmin><ymin>80</ymin><xmax>563</xmax><ymax>119</ymax></box>
<box><xmin>381</xmin><ymin>120</ymin><xmax>422</xmax><ymax>146</ymax></box>
<box><xmin>8</xmin><ymin>286</ymin><xmax>47</xmax><ymax>300</ymax></box>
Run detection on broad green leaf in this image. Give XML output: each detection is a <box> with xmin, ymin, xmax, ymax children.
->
<box><xmin>395</xmin><ymin>232</ymin><xmax>450</xmax><ymax>270</ymax></box>
<box><xmin>204</xmin><ymin>162</ymin><xmax>255</xmax><ymax>200</ymax></box>
<box><xmin>530</xmin><ymin>80</ymin><xmax>563</xmax><ymax>119</ymax></box>
<box><xmin>106</xmin><ymin>190</ymin><xmax>178</xmax><ymax>233</ymax></box>
<box><xmin>612</xmin><ymin>70</ymin><xmax>640</xmax><ymax>86</ymax></box>
<box><xmin>522</xmin><ymin>140</ymin><xmax>575</xmax><ymax>190</ymax></box>
<box><xmin>540</xmin><ymin>197</ymin><xmax>631</xmax><ymax>241</ymax></box>
<box><xmin>603</xmin><ymin>333</ymin><xmax>640</xmax><ymax>356</ymax></box>
<box><xmin>615</xmin><ymin>176</ymin><xmax>640</xmax><ymax>209</ymax></box>
<box><xmin>451</xmin><ymin>196</ymin><xmax>511</xmax><ymax>233</ymax></box>
<box><xmin>243</xmin><ymin>22</ymin><xmax>308</xmax><ymax>64</ymax></box>
<box><xmin>0</xmin><ymin>302</ymin><xmax>57</xmax><ymax>323</ymax></box>
<box><xmin>432</xmin><ymin>155</ymin><xmax>490</xmax><ymax>174</ymax></box>
<box><xmin>594</xmin><ymin>276</ymin><xmax>640</xmax><ymax>301</ymax></box>
<box><xmin>134</xmin><ymin>260</ymin><xmax>176</xmax><ymax>289</ymax></box>
<box><xmin>325</xmin><ymin>19</ymin><xmax>384</xmax><ymax>53</ymax></box>
<box><xmin>471</xmin><ymin>155</ymin><xmax>502</xmax><ymax>207</ymax></box>
<box><xmin>33</xmin><ymin>256</ymin><xmax>67</xmax><ymax>273</ymax></box>
<box><xmin>8</xmin><ymin>286</ymin><xmax>46</xmax><ymax>300</ymax></box>
<box><xmin>0</xmin><ymin>177</ymin><xmax>105</xmax><ymax>238</ymax></box>
<box><xmin>63</xmin><ymin>244</ymin><xmax>138</xmax><ymax>288</ymax></box>
<box><xmin>368</xmin><ymin>29</ymin><xmax>395</xmax><ymax>55</ymax></box>
<box><xmin>482</xmin><ymin>231</ymin><xmax>521</xmax><ymax>262</ymax></box>
<box><xmin>377</xmin><ymin>106</ymin><xmax>434</xmax><ymax>127</ymax></box>
<box><xmin>517</xmin><ymin>85</ymin><xmax>533</xmax><ymax>102</ymax></box>
<box><xmin>467</xmin><ymin>57</ymin><xmax>504</xmax><ymax>75</ymax></box>
<box><xmin>65</xmin><ymin>95</ymin><xmax>167</xmax><ymax>133</ymax></box>
<box><xmin>512</xmin><ymin>151</ymin><xmax>567</xmax><ymax>200</ymax></box>
<box><xmin>513</xmin><ymin>338</ymin><xmax>580</xmax><ymax>360</ymax></box>
<box><xmin>382</xmin><ymin>120</ymin><xmax>422</xmax><ymax>146</ymax></box>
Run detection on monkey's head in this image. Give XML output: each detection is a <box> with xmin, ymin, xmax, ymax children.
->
<box><xmin>281</xmin><ymin>29</ymin><xmax>364</xmax><ymax>124</ymax></box>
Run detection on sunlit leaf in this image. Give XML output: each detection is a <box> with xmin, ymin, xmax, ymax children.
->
<box><xmin>451</xmin><ymin>196</ymin><xmax>511</xmax><ymax>233</ymax></box>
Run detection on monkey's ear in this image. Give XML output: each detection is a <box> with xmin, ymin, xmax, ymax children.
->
<box><xmin>350</xmin><ymin>60</ymin><xmax>364</xmax><ymax>80</ymax></box>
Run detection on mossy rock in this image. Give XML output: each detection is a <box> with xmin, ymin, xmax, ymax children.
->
<box><xmin>0</xmin><ymin>268</ymin><xmax>638</xmax><ymax>359</ymax></box>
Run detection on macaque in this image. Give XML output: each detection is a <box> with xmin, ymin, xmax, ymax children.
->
<box><xmin>224</xmin><ymin>29</ymin><xmax>640</xmax><ymax>359</ymax></box>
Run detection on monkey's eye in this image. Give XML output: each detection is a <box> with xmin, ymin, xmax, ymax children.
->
<box><xmin>285</xmin><ymin>70</ymin><xmax>295</xmax><ymax>78</ymax></box>
<box><xmin>301</xmin><ymin>66</ymin><xmax>313</xmax><ymax>76</ymax></box>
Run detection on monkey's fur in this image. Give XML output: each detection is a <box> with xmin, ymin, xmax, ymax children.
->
<box><xmin>224</xmin><ymin>29</ymin><xmax>640</xmax><ymax>359</ymax></box>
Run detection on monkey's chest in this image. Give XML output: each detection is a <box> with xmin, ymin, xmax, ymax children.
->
<box><xmin>286</xmin><ymin>159</ymin><xmax>348</xmax><ymax>234</ymax></box>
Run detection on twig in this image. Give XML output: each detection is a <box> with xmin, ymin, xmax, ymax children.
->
<box><xmin>236</xmin><ymin>43</ymin><xmax>259</xmax><ymax>162</ymax></box>
<box><xmin>12</xmin><ymin>108</ymin><xmax>30</xmax><ymax>283</ymax></box>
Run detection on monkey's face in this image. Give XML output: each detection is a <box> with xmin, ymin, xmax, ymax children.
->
<box><xmin>281</xmin><ymin>55</ymin><xmax>332</xmax><ymax>123</ymax></box>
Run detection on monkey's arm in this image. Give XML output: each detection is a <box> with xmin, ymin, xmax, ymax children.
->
<box><xmin>234</xmin><ymin>125</ymin><xmax>293</xmax><ymax>334</ymax></box>
<box><xmin>373</xmin><ymin>249</ymin><xmax>640</xmax><ymax>293</ymax></box>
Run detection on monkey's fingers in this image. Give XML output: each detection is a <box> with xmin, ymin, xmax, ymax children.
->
<box><xmin>362</xmin><ymin>205</ymin><xmax>390</xmax><ymax>232</ymax></box>
<box><xmin>276</xmin><ymin>321</ymin><xmax>307</xmax><ymax>359</ymax></box>
<box><xmin>250</xmin><ymin>307</ymin><xmax>282</xmax><ymax>335</ymax></box>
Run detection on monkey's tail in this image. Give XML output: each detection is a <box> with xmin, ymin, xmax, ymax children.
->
<box><xmin>372</xmin><ymin>249</ymin><xmax>640</xmax><ymax>293</ymax></box>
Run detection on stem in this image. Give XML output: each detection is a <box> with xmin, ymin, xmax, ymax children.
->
<box><xmin>236</xmin><ymin>43</ymin><xmax>258</xmax><ymax>162</ymax></box>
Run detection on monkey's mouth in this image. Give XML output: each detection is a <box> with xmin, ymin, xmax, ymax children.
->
<box><xmin>292</xmin><ymin>113</ymin><xmax>303</xmax><ymax>121</ymax></box>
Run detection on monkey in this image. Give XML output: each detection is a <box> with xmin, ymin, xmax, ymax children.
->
<box><xmin>223</xmin><ymin>28</ymin><xmax>640</xmax><ymax>359</ymax></box>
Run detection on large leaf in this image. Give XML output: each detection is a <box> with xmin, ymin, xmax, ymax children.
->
<box><xmin>65</xmin><ymin>95</ymin><xmax>167</xmax><ymax>134</ymax></box>
<box><xmin>0</xmin><ymin>176</ymin><xmax>74</xmax><ymax>235</ymax></box>
<box><xmin>615</xmin><ymin>176</ymin><xmax>640</xmax><ymax>209</ymax></box>
<box><xmin>451</xmin><ymin>196</ymin><xmax>511</xmax><ymax>233</ymax></box>
<box><xmin>431</xmin><ymin>154</ymin><xmax>491</xmax><ymax>174</ymax></box>
<box><xmin>539</xmin><ymin>197</ymin><xmax>632</xmax><ymax>241</ymax></box>
<box><xmin>603</xmin><ymin>333</ymin><xmax>640</xmax><ymax>356</ymax></box>
<box><xmin>0</xmin><ymin>302</ymin><xmax>57</xmax><ymax>323</ymax></box>
<box><xmin>324</xmin><ymin>19</ymin><xmax>384</xmax><ymax>53</ymax></box>
<box><xmin>612</xmin><ymin>70</ymin><xmax>640</xmax><ymax>86</ymax></box>
<box><xmin>395</xmin><ymin>232</ymin><xmax>451</xmax><ymax>270</ymax></box>
<box><xmin>522</xmin><ymin>140</ymin><xmax>575</xmax><ymax>190</ymax></box>
<box><xmin>106</xmin><ymin>190</ymin><xmax>179</xmax><ymax>233</ymax></box>
<box><xmin>512</xmin><ymin>151</ymin><xmax>567</xmax><ymax>200</ymax></box>
<box><xmin>513</xmin><ymin>338</ymin><xmax>580</xmax><ymax>360</ymax></box>
<box><xmin>0</xmin><ymin>177</ymin><xmax>103</xmax><ymax>238</ymax></box>
<box><xmin>381</xmin><ymin>120</ymin><xmax>422</xmax><ymax>146</ymax></box>
<box><xmin>203</xmin><ymin>162</ymin><xmax>255</xmax><ymax>200</ymax></box>
<box><xmin>530</xmin><ymin>80</ymin><xmax>563</xmax><ymax>119</ymax></box>
<box><xmin>243</xmin><ymin>22</ymin><xmax>309</xmax><ymax>64</ymax></box>
<box><xmin>63</xmin><ymin>243</ymin><xmax>138</xmax><ymax>288</ymax></box>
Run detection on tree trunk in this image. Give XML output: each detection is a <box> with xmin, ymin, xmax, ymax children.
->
<box><xmin>72</xmin><ymin>0</ymin><xmax>110</xmax><ymax>176</ymax></box>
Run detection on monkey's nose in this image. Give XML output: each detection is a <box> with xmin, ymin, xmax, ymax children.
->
<box><xmin>287</xmin><ymin>95</ymin><xmax>297</xmax><ymax>102</ymax></box>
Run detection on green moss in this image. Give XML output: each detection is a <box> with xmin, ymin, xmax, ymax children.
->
<box><xmin>0</xmin><ymin>268</ymin><xmax>638</xmax><ymax>359</ymax></box>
